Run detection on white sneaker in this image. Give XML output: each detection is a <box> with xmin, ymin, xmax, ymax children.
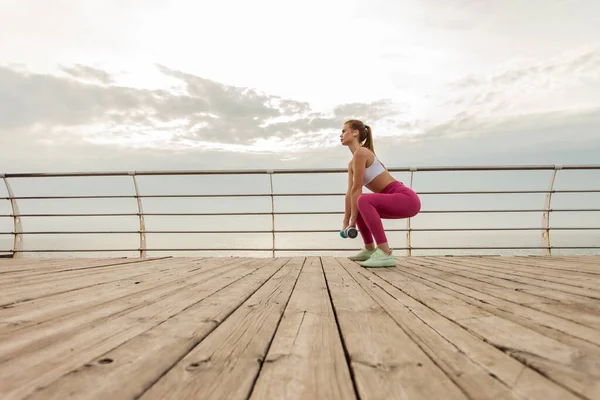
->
<box><xmin>358</xmin><ymin>248</ymin><xmax>395</xmax><ymax>267</ymax></box>
<box><xmin>348</xmin><ymin>247</ymin><xmax>376</xmax><ymax>261</ymax></box>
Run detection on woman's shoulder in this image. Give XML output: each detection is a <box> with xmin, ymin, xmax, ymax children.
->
<box><xmin>354</xmin><ymin>147</ymin><xmax>373</xmax><ymax>157</ymax></box>
<box><xmin>353</xmin><ymin>147</ymin><xmax>375</xmax><ymax>162</ymax></box>
<box><xmin>349</xmin><ymin>147</ymin><xmax>375</xmax><ymax>168</ymax></box>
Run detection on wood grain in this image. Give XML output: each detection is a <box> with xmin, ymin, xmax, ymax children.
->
<box><xmin>250</xmin><ymin>257</ymin><xmax>356</xmax><ymax>400</ymax></box>
<box><xmin>389</xmin><ymin>262</ymin><xmax>600</xmax><ymax>399</ymax></box>
<box><xmin>25</xmin><ymin>257</ymin><xmax>291</xmax><ymax>400</ymax></box>
<box><xmin>322</xmin><ymin>257</ymin><xmax>468</xmax><ymax>400</ymax></box>
<box><xmin>138</xmin><ymin>257</ymin><xmax>304</xmax><ymax>400</ymax></box>
<box><xmin>0</xmin><ymin>258</ymin><xmax>267</xmax><ymax>400</ymax></box>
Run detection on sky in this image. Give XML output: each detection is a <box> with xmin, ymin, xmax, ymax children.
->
<box><xmin>0</xmin><ymin>0</ymin><xmax>599</xmax><ymax>256</ymax></box>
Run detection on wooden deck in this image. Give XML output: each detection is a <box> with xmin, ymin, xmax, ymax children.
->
<box><xmin>0</xmin><ymin>255</ymin><xmax>599</xmax><ymax>400</ymax></box>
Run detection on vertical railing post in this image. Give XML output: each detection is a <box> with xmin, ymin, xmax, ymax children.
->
<box><xmin>130</xmin><ymin>172</ymin><xmax>147</xmax><ymax>258</ymax></box>
<box><xmin>542</xmin><ymin>165</ymin><xmax>561</xmax><ymax>256</ymax></box>
<box><xmin>267</xmin><ymin>169</ymin><xmax>275</xmax><ymax>257</ymax></box>
<box><xmin>267</xmin><ymin>171</ymin><xmax>275</xmax><ymax>257</ymax></box>
<box><xmin>406</xmin><ymin>167</ymin><xmax>416</xmax><ymax>256</ymax></box>
<box><xmin>2</xmin><ymin>176</ymin><xmax>23</xmax><ymax>258</ymax></box>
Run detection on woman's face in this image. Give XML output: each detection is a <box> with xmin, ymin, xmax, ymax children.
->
<box><xmin>340</xmin><ymin>123</ymin><xmax>356</xmax><ymax>146</ymax></box>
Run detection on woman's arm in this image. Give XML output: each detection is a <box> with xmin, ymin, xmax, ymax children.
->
<box><xmin>349</xmin><ymin>150</ymin><xmax>367</xmax><ymax>225</ymax></box>
<box><xmin>343</xmin><ymin>161</ymin><xmax>353</xmax><ymax>226</ymax></box>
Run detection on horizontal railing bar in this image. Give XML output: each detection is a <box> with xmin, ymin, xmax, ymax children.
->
<box><xmin>4</xmin><ymin>195</ymin><xmax>136</xmax><ymax>200</ymax></box>
<box><xmin>0</xmin><ymin>213</ymin><xmax>265</xmax><ymax>217</ymax></box>
<box><xmin>274</xmin><ymin>247</ymin><xmax>600</xmax><ymax>251</ymax></box>
<box><xmin>6</xmin><ymin>246</ymin><xmax>600</xmax><ymax>253</ymax></box>
<box><xmin>275</xmin><ymin>246</ymin><xmax>600</xmax><ymax>250</ymax></box>
<box><xmin>3</xmin><ymin>194</ymin><xmax>267</xmax><ymax>200</ymax></box>
<box><xmin>3</xmin><ymin>164</ymin><xmax>600</xmax><ymax>179</ymax></box>
<box><xmin>1</xmin><ymin>227</ymin><xmax>599</xmax><ymax>235</ymax></box>
<box><xmin>3</xmin><ymin>189</ymin><xmax>600</xmax><ymax>201</ymax></box>
<box><xmin>414</xmin><ymin>189</ymin><xmax>600</xmax><ymax>194</ymax></box>
<box><xmin>1</xmin><ymin>209</ymin><xmax>599</xmax><ymax>218</ymax></box>
<box><xmin>419</xmin><ymin>209</ymin><xmax>600</xmax><ymax>213</ymax></box>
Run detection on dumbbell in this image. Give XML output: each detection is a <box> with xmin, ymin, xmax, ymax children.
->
<box><xmin>340</xmin><ymin>226</ymin><xmax>358</xmax><ymax>239</ymax></box>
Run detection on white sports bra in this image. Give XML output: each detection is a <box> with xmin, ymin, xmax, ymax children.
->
<box><xmin>363</xmin><ymin>153</ymin><xmax>385</xmax><ymax>185</ymax></box>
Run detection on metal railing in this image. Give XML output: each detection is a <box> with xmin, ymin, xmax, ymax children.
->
<box><xmin>1</xmin><ymin>164</ymin><xmax>599</xmax><ymax>258</ymax></box>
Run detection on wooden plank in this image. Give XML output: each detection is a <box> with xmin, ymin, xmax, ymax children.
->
<box><xmin>399</xmin><ymin>259</ymin><xmax>600</xmax><ymax>357</ymax></box>
<box><xmin>387</xmin><ymin>262</ymin><xmax>600</xmax><ymax>400</ymax></box>
<box><xmin>415</xmin><ymin>258</ymin><xmax>599</xmax><ymax>306</ymax></box>
<box><xmin>0</xmin><ymin>257</ymin><xmax>234</xmax><ymax>335</ymax></box>
<box><xmin>0</xmin><ymin>258</ymin><xmax>72</xmax><ymax>272</ymax></box>
<box><xmin>249</xmin><ymin>257</ymin><xmax>356</xmax><ymax>400</ymax></box>
<box><xmin>416</xmin><ymin>257</ymin><xmax>600</xmax><ymax>300</ymax></box>
<box><xmin>0</xmin><ymin>260</ymin><xmax>173</xmax><ymax>298</ymax></box>
<box><xmin>340</xmin><ymin>258</ymin><xmax>580</xmax><ymax>400</ymax></box>
<box><xmin>0</xmin><ymin>257</ymin><xmax>174</xmax><ymax>284</ymax></box>
<box><xmin>0</xmin><ymin>257</ymin><xmax>182</xmax><ymax>293</ymax></box>
<box><xmin>24</xmin><ymin>257</ymin><xmax>292</xmax><ymax>400</ymax></box>
<box><xmin>0</xmin><ymin>261</ymin><xmax>164</xmax><ymax>306</ymax></box>
<box><xmin>137</xmin><ymin>257</ymin><xmax>304</xmax><ymax>400</ymax></box>
<box><xmin>487</xmin><ymin>257</ymin><xmax>600</xmax><ymax>279</ymax></box>
<box><xmin>0</xmin><ymin>257</ymin><xmax>246</xmax><ymax>362</ymax></box>
<box><xmin>0</xmin><ymin>257</ymin><xmax>214</xmax><ymax>306</ymax></box>
<box><xmin>0</xmin><ymin>257</ymin><xmax>231</xmax><ymax>332</ymax></box>
<box><xmin>0</xmin><ymin>257</ymin><xmax>63</xmax><ymax>265</ymax></box>
<box><xmin>405</xmin><ymin>258</ymin><xmax>600</xmax><ymax>333</ymax></box>
<box><xmin>418</xmin><ymin>257</ymin><xmax>600</xmax><ymax>315</ymax></box>
<box><xmin>0</xmin><ymin>257</ymin><xmax>274</xmax><ymax>400</ymax></box>
<box><xmin>0</xmin><ymin>259</ymin><xmax>110</xmax><ymax>276</ymax></box>
<box><xmin>443</xmin><ymin>256</ymin><xmax>599</xmax><ymax>289</ymax></box>
<box><xmin>321</xmin><ymin>257</ymin><xmax>468</xmax><ymax>400</ymax></box>
<box><xmin>0</xmin><ymin>257</ymin><xmax>162</xmax><ymax>275</ymax></box>
<box><xmin>400</xmin><ymin>257</ymin><xmax>600</xmax><ymax>350</ymax></box>
<box><xmin>474</xmin><ymin>256</ymin><xmax>600</xmax><ymax>276</ymax></box>
<box><xmin>424</xmin><ymin>257</ymin><xmax>600</xmax><ymax>293</ymax></box>
<box><xmin>0</xmin><ymin>258</ymin><xmax>90</xmax><ymax>269</ymax></box>
<box><xmin>528</xmin><ymin>256</ymin><xmax>600</xmax><ymax>269</ymax></box>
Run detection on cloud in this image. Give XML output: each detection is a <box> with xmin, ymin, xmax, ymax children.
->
<box><xmin>4</xmin><ymin>43</ymin><xmax>597</xmax><ymax>167</ymax></box>
<box><xmin>448</xmin><ymin>46</ymin><xmax>600</xmax><ymax>91</ymax></box>
<box><xmin>437</xmin><ymin>45</ymin><xmax>600</xmax><ymax>125</ymax></box>
<box><xmin>409</xmin><ymin>105</ymin><xmax>600</xmax><ymax>148</ymax></box>
<box><xmin>418</xmin><ymin>0</ymin><xmax>492</xmax><ymax>31</ymax></box>
<box><xmin>0</xmin><ymin>64</ymin><xmax>398</xmax><ymax>148</ymax></box>
<box><xmin>333</xmin><ymin>99</ymin><xmax>399</xmax><ymax>121</ymax></box>
<box><xmin>0</xmin><ymin>66</ymin><xmax>153</xmax><ymax>130</ymax></box>
<box><xmin>59</xmin><ymin>64</ymin><xmax>115</xmax><ymax>85</ymax></box>
<box><xmin>1</xmin><ymin>104</ymin><xmax>599</xmax><ymax>176</ymax></box>
<box><xmin>369</xmin><ymin>105</ymin><xmax>600</xmax><ymax>171</ymax></box>
<box><xmin>155</xmin><ymin>65</ymin><xmax>330</xmax><ymax>144</ymax></box>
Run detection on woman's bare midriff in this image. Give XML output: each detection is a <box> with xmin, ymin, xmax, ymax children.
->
<box><xmin>366</xmin><ymin>172</ymin><xmax>397</xmax><ymax>193</ymax></box>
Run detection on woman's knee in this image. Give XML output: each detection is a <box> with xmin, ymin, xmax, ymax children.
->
<box><xmin>357</xmin><ymin>194</ymin><xmax>371</xmax><ymax>211</ymax></box>
<box><xmin>409</xmin><ymin>194</ymin><xmax>421</xmax><ymax>217</ymax></box>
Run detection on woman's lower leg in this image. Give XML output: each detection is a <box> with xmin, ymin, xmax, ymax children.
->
<box><xmin>356</xmin><ymin>213</ymin><xmax>376</xmax><ymax>250</ymax></box>
<box><xmin>377</xmin><ymin>242</ymin><xmax>391</xmax><ymax>255</ymax></box>
<box><xmin>356</xmin><ymin>197</ymin><xmax>388</xmax><ymax>247</ymax></box>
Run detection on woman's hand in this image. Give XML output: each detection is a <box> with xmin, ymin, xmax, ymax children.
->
<box><xmin>342</xmin><ymin>218</ymin><xmax>356</xmax><ymax>232</ymax></box>
<box><xmin>348</xmin><ymin>217</ymin><xmax>357</xmax><ymax>228</ymax></box>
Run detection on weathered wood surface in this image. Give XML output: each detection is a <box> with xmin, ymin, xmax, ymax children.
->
<box><xmin>0</xmin><ymin>255</ymin><xmax>598</xmax><ymax>400</ymax></box>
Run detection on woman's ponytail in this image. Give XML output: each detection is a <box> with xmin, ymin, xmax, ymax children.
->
<box><xmin>363</xmin><ymin>125</ymin><xmax>374</xmax><ymax>153</ymax></box>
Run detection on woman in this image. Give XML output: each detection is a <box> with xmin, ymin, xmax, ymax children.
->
<box><xmin>340</xmin><ymin>119</ymin><xmax>421</xmax><ymax>267</ymax></box>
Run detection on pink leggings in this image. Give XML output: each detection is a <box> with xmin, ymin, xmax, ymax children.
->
<box><xmin>356</xmin><ymin>181</ymin><xmax>421</xmax><ymax>245</ymax></box>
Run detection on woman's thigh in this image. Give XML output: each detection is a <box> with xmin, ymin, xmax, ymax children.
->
<box><xmin>358</xmin><ymin>190</ymin><xmax>420</xmax><ymax>219</ymax></box>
